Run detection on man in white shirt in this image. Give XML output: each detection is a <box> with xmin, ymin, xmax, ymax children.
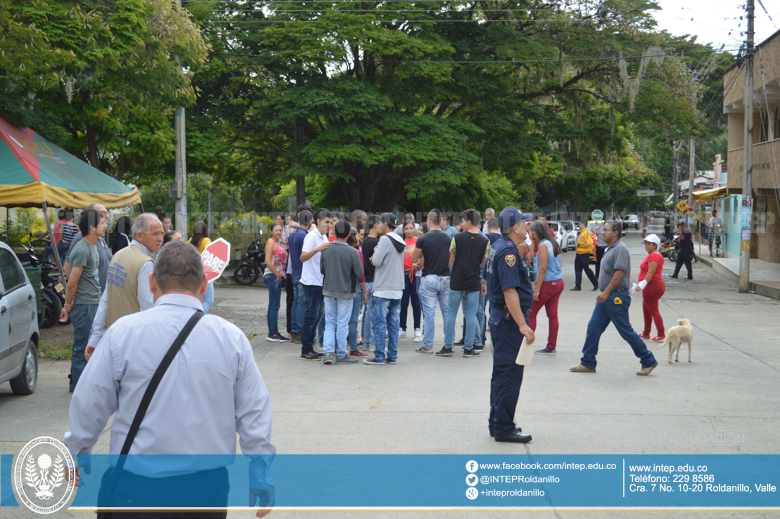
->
<box><xmin>708</xmin><ymin>209</ymin><xmax>722</xmax><ymax>257</ymax></box>
<box><xmin>482</xmin><ymin>208</ymin><xmax>495</xmax><ymax>234</ymax></box>
<box><xmin>300</xmin><ymin>209</ymin><xmax>333</xmax><ymax>360</ymax></box>
<box><xmin>64</xmin><ymin>241</ymin><xmax>275</xmax><ymax>516</ymax></box>
<box><xmin>84</xmin><ymin>214</ymin><xmax>164</xmax><ymax>361</ymax></box>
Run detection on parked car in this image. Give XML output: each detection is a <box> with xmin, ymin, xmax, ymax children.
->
<box><xmin>0</xmin><ymin>241</ymin><xmax>39</xmax><ymax>395</ymax></box>
<box><xmin>546</xmin><ymin>220</ymin><xmax>569</xmax><ymax>253</ymax></box>
<box><xmin>626</xmin><ymin>214</ymin><xmax>640</xmax><ymax>229</ymax></box>
<box><xmin>558</xmin><ymin>220</ymin><xmax>578</xmax><ymax>250</ymax></box>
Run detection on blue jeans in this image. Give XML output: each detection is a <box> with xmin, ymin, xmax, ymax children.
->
<box><xmin>70</xmin><ymin>303</ymin><xmax>97</xmax><ymax>389</ymax></box>
<box><xmin>580</xmin><ymin>290</ymin><xmax>657</xmax><ymax>369</ymax></box>
<box><xmin>264</xmin><ymin>274</ymin><xmax>284</xmax><ymax>336</ymax></box>
<box><xmin>419</xmin><ymin>275</ymin><xmax>449</xmax><ymax>347</ymax></box>
<box><xmin>445</xmin><ymin>290</ymin><xmax>480</xmax><ymax>350</ymax></box>
<box><xmin>302</xmin><ymin>284</ymin><xmax>323</xmax><ymax>354</ymax></box>
<box><xmin>361</xmin><ymin>281</ymin><xmax>374</xmax><ymax>346</ymax></box>
<box><xmin>291</xmin><ymin>275</ymin><xmax>304</xmax><ymax>334</ymax></box>
<box><xmin>324</xmin><ymin>296</ymin><xmax>353</xmax><ymax>357</ymax></box>
<box><xmin>371</xmin><ymin>297</ymin><xmax>401</xmax><ymax>362</ymax></box>
<box><xmin>202</xmin><ymin>281</ymin><xmax>215</xmax><ymax>313</ymax></box>
<box><xmin>349</xmin><ymin>289</ymin><xmax>363</xmax><ymax>352</ymax></box>
<box><xmin>400</xmin><ymin>275</ymin><xmax>421</xmax><ymax>331</ymax></box>
<box><xmin>477</xmin><ymin>293</ymin><xmax>487</xmax><ymax>345</ymax></box>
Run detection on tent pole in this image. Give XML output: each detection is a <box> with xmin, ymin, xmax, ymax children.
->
<box><xmin>42</xmin><ymin>201</ymin><xmax>67</xmax><ymax>283</ymax></box>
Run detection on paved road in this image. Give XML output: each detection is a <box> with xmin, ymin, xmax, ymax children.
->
<box><xmin>2</xmin><ymin>229</ymin><xmax>778</xmax><ymax>518</ymax></box>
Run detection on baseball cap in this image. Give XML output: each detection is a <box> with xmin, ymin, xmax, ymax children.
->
<box><xmin>380</xmin><ymin>212</ymin><xmax>398</xmax><ymax>228</ymax></box>
<box><xmin>498</xmin><ymin>207</ymin><xmax>534</xmax><ymax>231</ymax></box>
<box><xmin>642</xmin><ymin>234</ymin><xmax>661</xmax><ymax>246</ymax></box>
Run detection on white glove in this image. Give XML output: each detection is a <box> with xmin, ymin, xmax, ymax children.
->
<box><xmin>630</xmin><ymin>283</ymin><xmax>638</xmax><ymax>294</ymax></box>
<box><xmin>638</xmin><ymin>280</ymin><xmax>648</xmax><ymax>290</ymax></box>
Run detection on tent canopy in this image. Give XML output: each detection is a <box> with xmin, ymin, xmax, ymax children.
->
<box><xmin>693</xmin><ymin>187</ymin><xmax>728</xmax><ymax>203</ymax></box>
<box><xmin>0</xmin><ymin>116</ymin><xmax>141</xmax><ymax>209</ymax></box>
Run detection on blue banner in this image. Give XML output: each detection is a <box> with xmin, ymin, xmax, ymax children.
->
<box><xmin>2</xmin><ymin>454</ymin><xmax>778</xmax><ymax>509</ymax></box>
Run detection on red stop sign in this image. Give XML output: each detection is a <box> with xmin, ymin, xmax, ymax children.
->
<box><xmin>202</xmin><ymin>238</ymin><xmax>231</xmax><ymax>282</ymax></box>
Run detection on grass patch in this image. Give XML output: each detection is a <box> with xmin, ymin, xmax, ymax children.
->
<box><xmin>38</xmin><ymin>341</ymin><xmax>72</xmax><ymax>360</ymax></box>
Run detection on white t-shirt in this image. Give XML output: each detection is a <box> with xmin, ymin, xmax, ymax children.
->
<box><xmin>708</xmin><ymin>216</ymin><xmax>722</xmax><ymax>230</ymax></box>
<box><xmin>301</xmin><ymin>228</ymin><xmax>328</xmax><ymax>286</ymax></box>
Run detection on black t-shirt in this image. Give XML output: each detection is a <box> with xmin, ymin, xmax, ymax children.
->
<box><xmin>362</xmin><ymin>236</ymin><xmax>379</xmax><ymax>282</ymax></box>
<box><xmin>450</xmin><ymin>231</ymin><xmax>489</xmax><ymax>292</ymax></box>
<box><xmin>415</xmin><ymin>230</ymin><xmax>452</xmax><ymax>277</ymax></box>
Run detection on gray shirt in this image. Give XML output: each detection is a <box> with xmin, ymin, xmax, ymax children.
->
<box><xmin>599</xmin><ymin>240</ymin><xmax>631</xmax><ymax>292</ymax></box>
<box><xmin>65</xmin><ymin>232</ymin><xmax>113</xmax><ymax>291</ymax></box>
<box><xmin>68</xmin><ymin>239</ymin><xmax>102</xmax><ymax>305</ymax></box>
<box><xmin>320</xmin><ymin>240</ymin><xmax>363</xmax><ymax>299</ymax></box>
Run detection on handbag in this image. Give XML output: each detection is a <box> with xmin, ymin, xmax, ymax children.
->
<box><xmin>97</xmin><ymin>310</ymin><xmax>204</xmax><ymax>517</ymax></box>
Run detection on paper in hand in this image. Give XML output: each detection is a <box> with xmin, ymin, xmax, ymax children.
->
<box><xmin>515</xmin><ymin>334</ymin><xmax>534</xmax><ymax>365</ymax></box>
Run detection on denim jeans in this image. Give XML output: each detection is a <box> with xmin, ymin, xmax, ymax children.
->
<box><xmin>291</xmin><ymin>275</ymin><xmax>304</xmax><ymax>334</ymax></box>
<box><xmin>349</xmin><ymin>289</ymin><xmax>363</xmax><ymax>351</ymax></box>
<box><xmin>579</xmin><ymin>290</ymin><xmax>658</xmax><ymax>369</ymax></box>
<box><xmin>400</xmin><ymin>275</ymin><xmax>421</xmax><ymax>331</ymax></box>
<box><xmin>419</xmin><ymin>275</ymin><xmax>449</xmax><ymax>347</ymax></box>
<box><xmin>70</xmin><ymin>303</ymin><xmax>97</xmax><ymax>389</ymax></box>
<box><xmin>202</xmin><ymin>281</ymin><xmax>215</xmax><ymax>313</ymax></box>
<box><xmin>361</xmin><ymin>281</ymin><xmax>374</xmax><ymax>346</ymax></box>
<box><xmin>371</xmin><ymin>296</ymin><xmax>401</xmax><ymax>362</ymax></box>
<box><xmin>445</xmin><ymin>290</ymin><xmax>480</xmax><ymax>350</ymax></box>
<box><xmin>302</xmin><ymin>284</ymin><xmax>323</xmax><ymax>354</ymax></box>
<box><xmin>324</xmin><ymin>296</ymin><xmax>353</xmax><ymax>357</ymax></box>
<box><xmin>477</xmin><ymin>292</ymin><xmax>487</xmax><ymax>345</ymax></box>
<box><xmin>264</xmin><ymin>274</ymin><xmax>284</xmax><ymax>336</ymax></box>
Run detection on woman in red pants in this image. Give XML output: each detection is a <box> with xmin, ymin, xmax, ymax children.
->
<box><xmin>527</xmin><ymin>221</ymin><xmax>564</xmax><ymax>355</ymax></box>
<box><xmin>635</xmin><ymin>234</ymin><xmax>665</xmax><ymax>341</ymax></box>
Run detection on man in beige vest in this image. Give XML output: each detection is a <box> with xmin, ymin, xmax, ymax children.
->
<box><xmin>85</xmin><ymin>213</ymin><xmax>164</xmax><ymax>360</ymax></box>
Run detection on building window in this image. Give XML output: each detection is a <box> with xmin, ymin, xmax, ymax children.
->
<box><xmin>755</xmin><ymin>196</ymin><xmax>768</xmax><ymax>235</ymax></box>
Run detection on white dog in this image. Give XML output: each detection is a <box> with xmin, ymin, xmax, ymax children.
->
<box><xmin>659</xmin><ymin>319</ymin><xmax>693</xmax><ymax>363</ymax></box>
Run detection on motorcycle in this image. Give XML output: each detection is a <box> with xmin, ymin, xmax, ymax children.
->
<box><xmin>21</xmin><ymin>243</ymin><xmax>68</xmax><ymax>328</ymax></box>
<box><xmin>233</xmin><ymin>234</ymin><xmax>266</xmax><ymax>286</ymax></box>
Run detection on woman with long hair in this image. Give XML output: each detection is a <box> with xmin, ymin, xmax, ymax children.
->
<box><xmin>264</xmin><ymin>222</ymin><xmax>289</xmax><ymax>342</ymax></box>
<box><xmin>112</xmin><ymin>216</ymin><xmax>133</xmax><ymax>254</ymax></box>
<box><xmin>347</xmin><ymin>228</ymin><xmax>369</xmax><ymax>356</ymax></box>
<box><xmin>399</xmin><ymin>220</ymin><xmax>422</xmax><ymax>341</ymax></box>
<box><xmin>188</xmin><ymin>221</ymin><xmax>215</xmax><ymax>313</ymax></box>
<box><xmin>527</xmin><ymin>220</ymin><xmax>564</xmax><ymax>355</ymax></box>
<box><xmin>635</xmin><ymin>234</ymin><xmax>666</xmax><ymax>341</ymax></box>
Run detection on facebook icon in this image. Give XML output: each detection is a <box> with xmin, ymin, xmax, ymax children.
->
<box><xmin>466</xmin><ymin>460</ymin><xmax>478</xmax><ymax>473</ymax></box>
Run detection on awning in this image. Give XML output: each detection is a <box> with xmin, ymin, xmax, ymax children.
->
<box><xmin>0</xmin><ymin>116</ymin><xmax>141</xmax><ymax>209</ymax></box>
<box><xmin>693</xmin><ymin>187</ymin><xmax>728</xmax><ymax>203</ymax></box>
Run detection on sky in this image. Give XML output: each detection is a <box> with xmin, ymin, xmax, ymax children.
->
<box><xmin>652</xmin><ymin>0</ymin><xmax>778</xmax><ymax>52</ymax></box>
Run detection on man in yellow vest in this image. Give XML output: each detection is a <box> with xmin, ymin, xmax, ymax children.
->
<box><xmin>84</xmin><ymin>213</ymin><xmax>165</xmax><ymax>360</ymax></box>
<box><xmin>570</xmin><ymin>221</ymin><xmax>599</xmax><ymax>291</ymax></box>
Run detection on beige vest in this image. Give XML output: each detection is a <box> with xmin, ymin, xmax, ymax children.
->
<box><xmin>106</xmin><ymin>245</ymin><xmax>153</xmax><ymax>327</ymax></box>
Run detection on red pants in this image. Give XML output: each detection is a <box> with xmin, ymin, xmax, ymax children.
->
<box><xmin>528</xmin><ymin>279</ymin><xmax>564</xmax><ymax>350</ymax></box>
<box><xmin>642</xmin><ymin>279</ymin><xmax>666</xmax><ymax>336</ymax></box>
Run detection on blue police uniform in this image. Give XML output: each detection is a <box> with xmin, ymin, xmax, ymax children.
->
<box><xmin>485</xmin><ymin>208</ymin><xmax>535</xmax><ymax>439</ymax></box>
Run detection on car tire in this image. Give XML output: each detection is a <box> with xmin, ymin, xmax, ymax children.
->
<box><xmin>40</xmin><ymin>288</ymin><xmax>62</xmax><ymax>329</ymax></box>
<box><xmin>10</xmin><ymin>341</ymin><xmax>38</xmax><ymax>395</ymax></box>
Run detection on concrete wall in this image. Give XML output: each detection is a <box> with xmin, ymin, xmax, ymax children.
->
<box><xmin>724</xmin><ymin>29</ymin><xmax>780</xmax><ymax>107</ymax></box>
<box><xmin>726</xmin><ymin>140</ymin><xmax>780</xmax><ymax>190</ymax></box>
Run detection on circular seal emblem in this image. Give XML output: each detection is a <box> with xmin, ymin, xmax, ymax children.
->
<box><xmin>13</xmin><ymin>437</ymin><xmax>77</xmax><ymax>514</ymax></box>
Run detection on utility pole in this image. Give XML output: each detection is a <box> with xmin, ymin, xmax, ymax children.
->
<box><xmin>174</xmin><ymin>0</ymin><xmax>188</xmax><ymax>239</ymax></box>
<box><xmin>673</xmin><ymin>140</ymin><xmax>683</xmax><ymax>223</ymax></box>
<box><xmin>739</xmin><ymin>0</ymin><xmax>755</xmax><ymax>293</ymax></box>
<box><xmin>687</xmin><ymin>137</ymin><xmax>696</xmax><ymax>223</ymax></box>
<box><xmin>295</xmin><ymin>117</ymin><xmax>305</xmax><ymax>207</ymax></box>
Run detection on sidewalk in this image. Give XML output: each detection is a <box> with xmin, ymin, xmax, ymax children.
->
<box><xmin>695</xmin><ymin>240</ymin><xmax>780</xmax><ymax>300</ymax></box>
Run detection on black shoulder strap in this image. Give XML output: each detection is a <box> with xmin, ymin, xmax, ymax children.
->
<box><xmin>119</xmin><ymin>310</ymin><xmax>204</xmax><ymax>456</ymax></box>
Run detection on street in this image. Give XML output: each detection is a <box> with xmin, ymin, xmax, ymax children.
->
<box><xmin>2</xmin><ymin>229</ymin><xmax>779</xmax><ymax>518</ymax></box>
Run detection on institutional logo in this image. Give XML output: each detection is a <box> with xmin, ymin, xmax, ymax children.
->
<box><xmin>13</xmin><ymin>437</ymin><xmax>76</xmax><ymax>514</ymax></box>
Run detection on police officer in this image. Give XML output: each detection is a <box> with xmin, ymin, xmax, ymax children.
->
<box><xmin>484</xmin><ymin>207</ymin><xmax>535</xmax><ymax>443</ymax></box>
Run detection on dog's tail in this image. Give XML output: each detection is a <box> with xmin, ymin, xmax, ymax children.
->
<box><xmin>658</xmin><ymin>335</ymin><xmax>671</xmax><ymax>348</ymax></box>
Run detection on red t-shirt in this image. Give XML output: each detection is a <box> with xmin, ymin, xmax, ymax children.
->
<box><xmin>328</xmin><ymin>235</ymin><xmax>337</xmax><ymax>242</ymax></box>
<box><xmin>403</xmin><ymin>237</ymin><xmax>417</xmax><ymax>271</ymax></box>
<box><xmin>639</xmin><ymin>252</ymin><xmax>664</xmax><ymax>282</ymax></box>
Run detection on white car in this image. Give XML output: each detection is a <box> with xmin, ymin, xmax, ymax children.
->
<box><xmin>546</xmin><ymin>221</ymin><xmax>569</xmax><ymax>253</ymax></box>
<box><xmin>558</xmin><ymin>220</ymin><xmax>578</xmax><ymax>249</ymax></box>
<box><xmin>0</xmin><ymin>241</ymin><xmax>39</xmax><ymax>395</ymax></box>
<box><xmin>626</xmin><ymin>214</ymin><xmax>640</xmax><ymax>230</ymax></box>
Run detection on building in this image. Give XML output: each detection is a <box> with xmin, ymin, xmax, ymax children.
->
<box><xmin>723</xmin><ymin>29</ymin><xmax>780</xmax><ymax>264</ymax></box>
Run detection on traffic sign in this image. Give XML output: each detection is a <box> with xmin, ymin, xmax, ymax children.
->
<box><xmin>676</xmin><ymin>200</ymin><xmax>688</xmax><ymax>213</ymax></box>
<box><xmin>591</xmin><ymin>209</ymin><xmax>604</xmax><ymax>221</ymax></box>
<box><xmin>202</xmin><ymin>237</ymin><xmax>231</xmax><ymax>283</ymax></box>
<box><xmin>637</xmin><ymin>190</ymin><xmax>655</xmax><ymax>197</ymax></box>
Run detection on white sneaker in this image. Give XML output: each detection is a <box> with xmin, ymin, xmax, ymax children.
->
<box><xmin>413</xmin><ymin>329</ymin><xmax>423</xmax><ymax>343</ymax></box>
<box><xmin>399</xmin><ymin>330</ymin><xmax>407</xmax><ymax>339</ymax></box>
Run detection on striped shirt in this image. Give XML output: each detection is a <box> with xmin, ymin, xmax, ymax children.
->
<box><xmin>61</xmin><ymin>222</ymin><xmax>78</xmax><ymax>243</ymax></box>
